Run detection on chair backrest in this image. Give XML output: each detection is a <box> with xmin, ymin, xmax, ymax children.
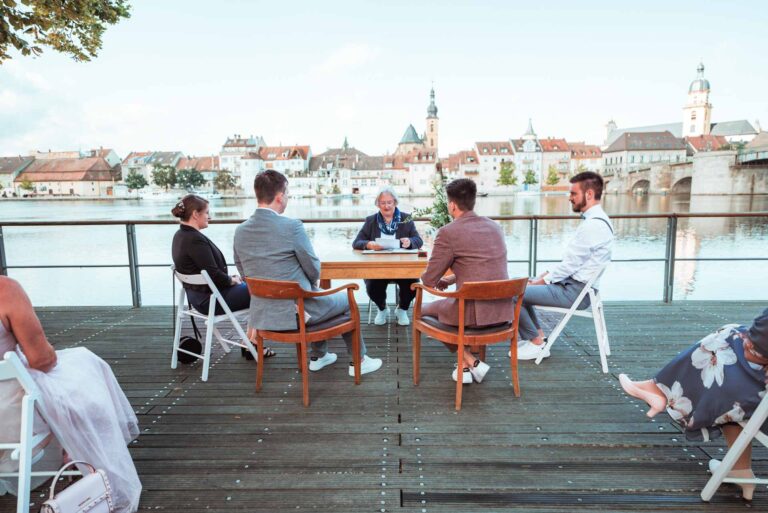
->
<box><xmin>454</xmin><ymin>278</ymin><xmax>528</xmax><ymax>301</ymax></box>
<box><xmin>0</xmin><ymin>351</ymin><xmax>41</xmax><ymax>400</ymax></box>
<box><xmin>173</xmin><ymin>269</ymin><xmax>209</xmax><ymax>287</ymax></box>
<box><xmin>245</xmin><ymin>277</ymin><xmax>306</xmax><ymax>300</ymax></box>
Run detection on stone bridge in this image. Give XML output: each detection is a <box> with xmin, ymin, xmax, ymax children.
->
<box><xmin>604</xmin><ymin>151</ymin><xmax>768</xmax><ymax>195</ymax></box>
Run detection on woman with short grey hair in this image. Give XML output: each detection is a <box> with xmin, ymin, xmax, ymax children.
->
<box><xmin>352</xmin><ymin>187</ymin><xmax>423</xmax><ymax>325</ymax></box>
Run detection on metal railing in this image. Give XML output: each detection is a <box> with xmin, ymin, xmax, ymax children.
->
<box><xmin>1</xmin><ymin>212</ymin><xmax>766</xmax><ymax>306</ymax></box>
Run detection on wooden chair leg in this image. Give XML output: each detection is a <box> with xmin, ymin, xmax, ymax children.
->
<box><xmin>300</xmin><ymin>341</ymin><xmax>310</xmax><ymax>407</ymax></box>
<box><xmin>296</xmin><ymin>343</ymin><xmax>303</xmax><ymax>370</ymax></box>
<box><xmin>353</xmin><ymin>328</ymin><xmax>361</xmax><ymax>385</ymax></box>
<box><xmin>455</xmin><ymin>344</ymin><xmax>464</xmax><ymax>411</ymax></box>
<box><xmin>412</xmin><ymin>327</ymin><xmax>421</xmax><ymax>385</ymax></box>
<box><xmin>511</xmin><ymin>339</ymin><xmax>520</xmax><ymax>397</ymax></box>
<box><xmin>255</xmin><ymin>335</ymin><xmax>264</xmax><ymax>392</ymax></box>
<box><xmin>479</xmin><ymin>345</ymin><xmax>487</xmax><ymax>362</ymax></box>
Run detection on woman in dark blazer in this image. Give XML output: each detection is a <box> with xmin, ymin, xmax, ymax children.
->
<box><xmin>171</xmin><ymin>194</ymin><xmax>273</xmax><ymax>358</ymax></box>
<box><xmin>352</xmin><ymin>187</ymin><xmax>423</xmax><ymax>326</ymax></box>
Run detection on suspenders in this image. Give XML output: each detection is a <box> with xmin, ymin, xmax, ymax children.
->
<box><xmin>592</xmin><ymin>217</ymin><xmax>614</xmax><ymax>234</ymax></box>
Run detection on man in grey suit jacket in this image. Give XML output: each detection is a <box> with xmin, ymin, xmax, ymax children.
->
<box><xmin>234</xmin><ymin>170</ymin><xmax>382</xmax><ymax>376</ymax></box>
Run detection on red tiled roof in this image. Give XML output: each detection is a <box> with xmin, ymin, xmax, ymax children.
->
<box><xmin>177</xmin><ymin>156</ymin><xmax>220</xmax><ymax>171</ymax></box>
<box><xmin>442</xmin><ymin>150</ymin><xmax>478</xmax><ymax>172</ymax></box>
<box><xmin>539</xmin><ymin>138</ymin><xmax>570</xmax><ymax>152</ymax></box>
<box><xmin>685</xmin><ymin>134</ymin><xmax>728</xmax><ymax>152</ymax></box>
<box><xmin>258</xmin><ymin>145</ymin><xmax>310</xmax><ymax>161</ymax></box>
<box><xmin>475</xmin><ymin>141</ymin><xmax>513</xmax><ymax>155</ymax></box>
<box><xmin>16</xmin><ymin>157</ymin><xmax>118</xmax><ymax>182</ymax></box>
<box><xmin>568</xmin><ymin>142</ymin><xmax>602</xmax><ymax>158</ymax></box>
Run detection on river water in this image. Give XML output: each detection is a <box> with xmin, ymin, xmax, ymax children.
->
<box><xmin>1</xmin><ymin>193</ymin><xmax>766</xmax><ymax>306</ymax></box>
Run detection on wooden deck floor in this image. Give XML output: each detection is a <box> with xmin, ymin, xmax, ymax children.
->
<box><xmin>2</xmin><ymin>301</ymin><xmax>767</xmax><ymax>512</ymax></box>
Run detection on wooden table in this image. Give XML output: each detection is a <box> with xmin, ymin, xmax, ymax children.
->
<box><xmin>319</xmin><ymin>250</ymin><xmax>429</xmax><ymax>288</ymax></box>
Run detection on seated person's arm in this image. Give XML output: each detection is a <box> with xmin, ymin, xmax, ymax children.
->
<box><xmin>352</xmin><ymin>220</ymin><xmax>372</xmax><ymax>250</ymax></box>
<box><xmin>294</xmin><ymin>221</ymin><xmax>321</xmax><ymax>284</ymax></box>
<box><xmin>1</xmin><ymin>278</ymin><xmax>57</xmax><ymax>372</ymax></box>
<box><xmin>421</xmin><ymin>229</ymin><xmax>454</xmax><ymax>289</ymax></box>
<box><xmin>189</xmin><ymin>238</ymin><xmax>234</xmax><ymax>288</ymax></box>
<box><xmin>404</xmin><ymin>219</ymin><xmax>423</xmax><ymax>249</ymax></box>
<box><xmin>547</xmin><ymin>226</ymin><xmax>606</xmax><ymax>283</ymax></box>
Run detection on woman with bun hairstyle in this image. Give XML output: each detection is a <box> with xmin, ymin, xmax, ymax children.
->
<box><xmin>171</xmin><ymin>194</ymin><xmax>274</xmax><ymax>359</ymax></box>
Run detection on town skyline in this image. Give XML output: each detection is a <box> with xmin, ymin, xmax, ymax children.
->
<box><xmin>1</xmin><ymin>1</ymin><xmax>766</xmax><ymax>158</ymax></box>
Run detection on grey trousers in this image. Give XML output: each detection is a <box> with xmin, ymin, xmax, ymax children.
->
<box><xmin>306</xmin><ymin>291</ymin><xmax>367</xmax><ymax>359</ymax></box>
<box><xmin>517</xmin><ymin>278</ymin><xmax>590</xmax><ymax>340</ymax></box>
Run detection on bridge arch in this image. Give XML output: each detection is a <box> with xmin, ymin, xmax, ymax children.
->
<box><xmin>671</xmin><ymin>176</ymin><xmax>692</xmax><ymax>195</ymax></box>
<box><xmin>631</xmin><ymin>179</ymin><xmax>650</xmax><ymax>195</ymax></box>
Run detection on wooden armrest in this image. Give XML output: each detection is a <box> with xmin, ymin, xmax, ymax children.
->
<box><xmin>411</xmin><ymin>283</ymin><xmax>460</xmax><ymax>298</ymax></box>
<box><xmin>304</xmin><ymin>283</ymin><xmax>360</xmax><ymax>298</ymax></box>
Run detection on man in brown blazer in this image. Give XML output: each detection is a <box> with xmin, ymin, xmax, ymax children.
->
<box><xmin>421</xmin><ymin>178</ymin><xmax>512</xmax><ymax>384</ymax></box>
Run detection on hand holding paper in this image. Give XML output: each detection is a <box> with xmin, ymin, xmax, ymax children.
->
<box><xmin>374</xmin><ymin>237</ymin><xmax>400</xmax><ymax>250</ymax></box>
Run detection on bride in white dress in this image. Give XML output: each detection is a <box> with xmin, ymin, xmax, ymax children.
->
<box><xmin>0</xmin><ymin>277</ymin><xmax>141</xmax><ymax>512</ymax></box>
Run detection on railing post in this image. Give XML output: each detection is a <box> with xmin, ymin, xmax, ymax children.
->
<box><xmin>0</xmin><ymin>226</ymin><xmax>7</xmax><ymax>276</ymax></box>
<box><xmin>528</xmin><ymin>217</ymin><xmax>538</xmax><ymax>277</ymax></box>
<box><xmin>126</xmin><ymin>223</ymin><xmax>142</xmax><ymax>307</ymax></box>
<box><xmin>662</xmin><ymin>215</ymin><xmax>678</xmax><ymax>303</ymax></box>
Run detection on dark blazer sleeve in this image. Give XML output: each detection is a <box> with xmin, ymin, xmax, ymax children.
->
<box><xmin>352</xmin><ymin>215</ymin><xmax>377</xmax><ymax>250</ymax></box>
<box><xmin>399</xmin><ymin>213</ymin><xmax>423</xmax><ymax>249</ymax></box>
<box><xmin>187</xmin><ymin>236</ymin><xmax>233</xmax><ymax>290</ymax></box>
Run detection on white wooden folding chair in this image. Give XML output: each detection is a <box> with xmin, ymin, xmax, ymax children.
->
<box><xmin>0</xmin><ymin>351</ymin><xmax>80</xmax><ymax>513</ymax></box>
<box><xmin>535</xmin><ymin>264</ymin><xmax>611</xmax><ymax>373</ymax></box>
<box><xmin>172</xmin><ymin>267</ymin><xmax>258</xmax><ymax>381</ymax></box>
<box><xmin>701</xmin><ymin>392</ymin><xmax>768</xmax><ymax>501</ymax></box>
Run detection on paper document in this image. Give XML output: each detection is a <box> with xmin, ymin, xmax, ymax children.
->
<box><xmin>362</xmin><ymin>249</ymin><xmax>418</xmax><ymax>254</ymax></box>
<box><xmin>374</xmin><ymin>237</ymin><xmax>400</xmax><ymax>249</ymax></box>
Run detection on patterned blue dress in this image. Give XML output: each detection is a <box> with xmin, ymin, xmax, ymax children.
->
<box><xmin>655</xmin><ymin>324</ymin><xmax>768</xmax><ymax>441</ymax></box>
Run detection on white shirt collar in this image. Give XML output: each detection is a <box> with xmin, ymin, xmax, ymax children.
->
<box><xmin>582</xmin><ymin>203</ymin><xmax>606</xmax><ymax>220</ymax></box>
<box><xmin>256</xmin><ymin>207</ymin><xmax>282</xmax><ymax>216</ymax></box>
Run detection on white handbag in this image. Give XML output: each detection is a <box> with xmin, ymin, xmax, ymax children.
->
<box><xmin>40</xmin><ymin>461</ymin><xmax>114</xmax><ymax>513</ymax></box>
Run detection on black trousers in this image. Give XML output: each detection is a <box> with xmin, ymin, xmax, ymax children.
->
<box><xmin>365</xmin><ymin>279</ymin><xmax>418</xmax><ymax>311</ymax></box>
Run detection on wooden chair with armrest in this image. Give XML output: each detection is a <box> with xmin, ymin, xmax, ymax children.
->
<box><xmin>244</xmin><ymin>278</ymin><xmax>362</xmax><ymax>407</ymax></box>
<box><xmin>411</xmin><ymin>278</ymin><xmax>528</xmax><ymax>411</ymax></box>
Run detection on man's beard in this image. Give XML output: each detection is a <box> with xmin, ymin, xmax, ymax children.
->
<box><xmin>571</xmin><ymin>198</ymin><xmax>586</xmax><ymax>212</ymax></box>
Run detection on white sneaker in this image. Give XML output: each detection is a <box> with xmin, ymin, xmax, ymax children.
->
<box><xmin>394</xmin><ymin>307</ymin><xmax>410</xmax><ymax>326</ymax></box>
<box><xmin>452</xmin><ymin>364</ymin><xmax>473</xmax><ymax>384</ymax></box>
<box><xmin>374</xmin><ymin>308</ymin><xmax>388</xmax><ymax>325</ymax></box>
<box><xmin>309</xmin><ymin>352</ymin><xmax>337</xmax><ymax>371</ymax></box>
<box><xmin>517</xmin><ymin>341</ymin><xmax>550</xmax><ymax>361</ymax></box>
<box><xmin>349</xmin><ymin>355</ymin><xmax>383</xmax><ymax>376</ymax></box>
<box><xmin>469</xmin><ymin>360</ymin><xmax>490</xmax><ymax>383</ymax></box>
<box><xmin>509</xmin><ymin>340</ymin><xmax>531</xmax><ymax>358</ymax></box>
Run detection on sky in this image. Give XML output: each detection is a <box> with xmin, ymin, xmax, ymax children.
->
<box><xmin>1</xmin><ymin>0</ymin><xmax>766</xmax><ymax>159</ymax></box>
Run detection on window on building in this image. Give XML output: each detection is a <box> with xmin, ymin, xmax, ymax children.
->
<box><xmin>691</xmin><ymin>112</ymin><xmax>697</xmax><ymax>120</ymax></box>
<box><xmin>690</xmin><ymin>125</ymin><xmax>696</xmax><ymax>133</ymax></box>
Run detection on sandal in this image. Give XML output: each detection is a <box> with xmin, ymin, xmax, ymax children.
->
<box><xmin>241</xmin><ymin>347</ymin><xmax>276</xmax><ymax>360</ymax></box>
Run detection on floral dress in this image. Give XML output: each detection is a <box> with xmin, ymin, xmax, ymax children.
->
<box><xmin>655</xmin><ymin>324</ymin><xmax>768</xmax><ymax>441</ymax></box>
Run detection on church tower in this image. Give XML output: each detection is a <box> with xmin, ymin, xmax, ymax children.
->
<box><xmin>683</xmin><ymin>62</ymin><xmax>712</xmax><ymax>136</ymax></box>
<box><xmin>425</xmin><ymin>87</ymin><xmax>439</xmax><ymax>150</ymax></box>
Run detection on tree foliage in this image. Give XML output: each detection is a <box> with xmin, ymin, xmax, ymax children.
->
<box><xmin>546</xmin><ymin>165</ymin><xmax>560</xmax><ymax>186</ymax></box>
<box><xmin>213</xmin><ymin>169</ymin><xmax>237</xmax><ymax>191</ymax></box>
<box><xmin>413</xmin><ymin>174</ymin><xmax>451</xmax><ymax>231</ymax></box>
<box><xmin>19</xmin><ymin>178</ymin><xmax>34</xmax><ymax>191</ymax></box>
<box><xmin>523</xmin><ymin>169</ymin><xmax>538</xmax><ymax>186</ymax></box>
<box><xmin>0</xmin><ymin>0</ymin><xmax>131</xmax><ymax>63</ymax></box>
<box><xmin>497</xmin><ymin>161</ymin><xmax>517</xmax><ymax>186</ymax></box>
<box><xmin>124</xmin><ymin>170</ymin><xmax>147</xmax><ymax>190</ymax></box>
<box><xmin>177</xmin><ymin>169</ymin><xmax>206</xmax><ymax>190</ymax></box>
<box><xmin>152</xmin><ymin>164</ymin><xmax>176</xmax><ymax>190</ymax></box>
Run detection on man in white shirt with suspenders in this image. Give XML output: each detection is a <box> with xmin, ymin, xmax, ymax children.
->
<box><xmin>517</xmin><ymin>171</ymin><xmax>614</xmax><ymax>361</ymax></box>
